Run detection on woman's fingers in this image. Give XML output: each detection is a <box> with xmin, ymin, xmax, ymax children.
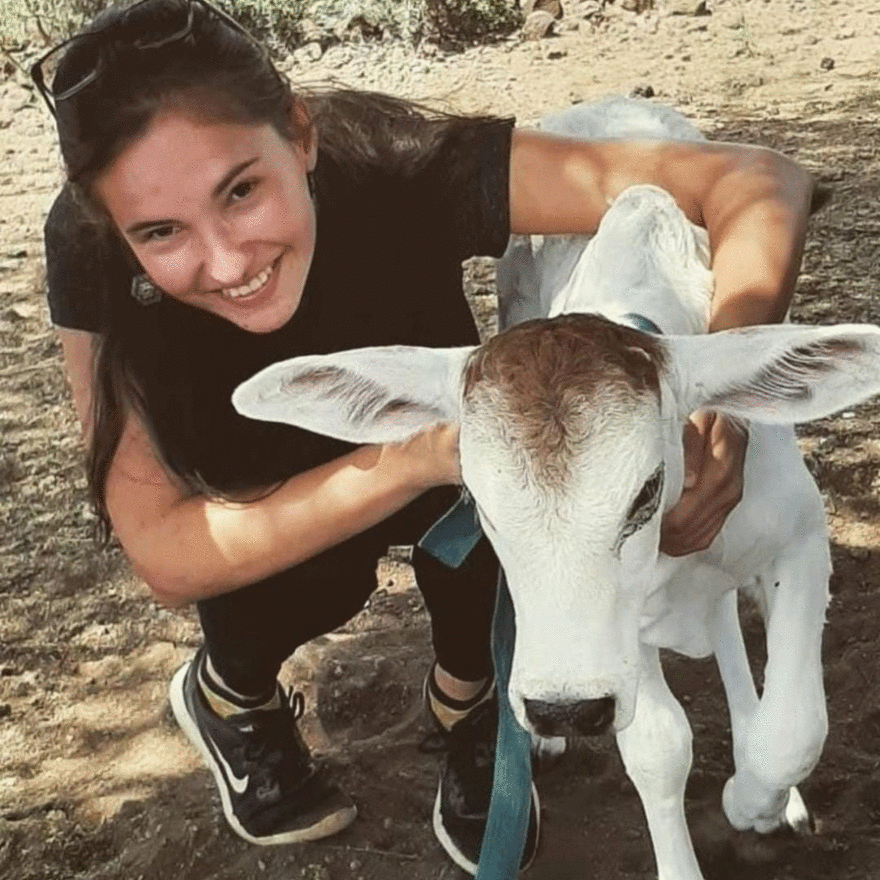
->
<box><xmin>661</xmin><ymin>413</ymin><xmax>748</xmax><ymax>556</ymax></box>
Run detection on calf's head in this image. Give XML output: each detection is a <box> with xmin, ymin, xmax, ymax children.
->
<box><xmin>233</xmin><ymin>315</ymin><xmax>880</xmax><ymax>736</ymax></box>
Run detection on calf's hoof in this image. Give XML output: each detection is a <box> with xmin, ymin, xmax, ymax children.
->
<box><xmin>783</xmin><ymin>786</ymin><xmax>813</xmax><ymax>835</ymax></box>
<box><xmin>722</xmin><ymin>775</ymin><xmax>789</xmax><ymax>833</ymax></box>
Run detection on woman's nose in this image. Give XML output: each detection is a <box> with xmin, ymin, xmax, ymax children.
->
<box><xmin>201</xmin><ymin>227</ymin><xmax>250</xmax><ymax>288</ymax></box>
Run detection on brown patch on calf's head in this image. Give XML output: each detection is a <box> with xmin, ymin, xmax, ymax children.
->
<box><xmin>463</xmin><ymin>314</ymin><xmax>666</xmax><ymax>486</ymax></box>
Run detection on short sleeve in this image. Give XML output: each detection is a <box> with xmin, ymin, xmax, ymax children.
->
<box><xmin>44</xmin><ymin>185</ymin><xmax>130</xmax><ymax>333</ymax></box>
<box><xmin>434</xmin><ymin>117</ymin><xmax>515</xmax><ymax>262</ymax></box>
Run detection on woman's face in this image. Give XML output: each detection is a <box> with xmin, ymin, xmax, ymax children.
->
<box><xmin>95</xmin><ymin>107</ymin><xmax>317</xmax><ymax>334</ymax></box>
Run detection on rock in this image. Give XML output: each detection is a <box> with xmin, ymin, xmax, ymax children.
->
<box><xmin>621</xmin><ymin>0</ymin><xmax>653</xmax><ymax>12</ymax></box>
<box><xmin>576</xmin><ymin>0</ymin><xmax>605</xmax><ymax>18</ymax></box>
<box><xmin>631</xmin><ymin>84</ymin><xmax>656</xmax><ymax>97</ymax></box>
<box><xmin>293</xmin><ymin>42</ymin><xmax>323</xmax><ymax>65</ymax></box>
<box><xmin>664</xmin><ymin>0</ymin><xmax>709</xmax><ymax>14</ymax></box>
<box><xmin>522</xmin><ymin>10</ymin><xmax>556</xmax><ymax>39</ymax></box>
<box><xmin>820</xmin><ymin>56</ymin><xmax>835</xmax><ymax>70</ymax></box>
<box><xmin>322</xmin><ymin>45</ymin><xmax>352</xmax><ymax>68</ymax></box>
<box><xmin>524</xmin><ymin>0</ymin><xmax>563</xmax><ymax>18</ymax></box>
<box><xmin>297</xmin><ymin>17</ymin><xmax>323</xmax><ymax>44</ymax></box>
<box><xmin>8</xmin><ymin>302</ymin><xmax>39</xmax><ymax>321</ymax></box>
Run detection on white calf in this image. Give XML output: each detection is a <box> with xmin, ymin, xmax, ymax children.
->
<box><xmin>233</xmin><ymin>99</ymin><xmax>880</xmax><ymax>880</ymax></box>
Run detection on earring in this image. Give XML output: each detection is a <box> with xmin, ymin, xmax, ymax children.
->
<box><xmin>130</xmin><ymin>274</ymin><xmax>162</xmax><ymax>305</ymax></box>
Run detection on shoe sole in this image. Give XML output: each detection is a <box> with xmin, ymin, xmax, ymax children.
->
<box><xmin>432</xmin><ymin>781</ymin><xmax>540</xmax><ymax>876</ymax></box>
<box><xmin>169</xmin><ymin>661</ymin><xmax>357</xmax><ymax>846</ymax></box>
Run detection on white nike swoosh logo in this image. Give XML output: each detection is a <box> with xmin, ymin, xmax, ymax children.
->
<box><xmin>209</xmin><ymin>736</ymin><xmax>249</xmax><ymax>794</ymax></box>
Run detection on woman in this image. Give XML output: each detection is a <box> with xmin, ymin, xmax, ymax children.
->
<box><xmin>35</xmin><ymin>0</ymin><xmax>815</xmax><ymax>871</ymax></box>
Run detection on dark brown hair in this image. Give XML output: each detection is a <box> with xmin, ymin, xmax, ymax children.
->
<box><xmin>48</xmin><ymin>0</ymin><xmax>503</xmax><ymax>538</ymax></box>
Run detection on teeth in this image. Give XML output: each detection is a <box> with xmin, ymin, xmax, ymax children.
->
<box><xmin>222</xmin><ymin>262</ymin><xmax>274</xmax><ymax>299</ymax></box>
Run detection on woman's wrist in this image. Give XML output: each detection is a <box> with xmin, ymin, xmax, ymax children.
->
<box><xmin>382</xmin><ymin>422</ymin><xmax>462</xmax><ymax>493</ymax></box>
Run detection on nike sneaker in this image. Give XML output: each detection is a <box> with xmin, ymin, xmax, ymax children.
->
<box><xmin>426</xmin><ymin>685</ymin><xmax>540</xmax><ymax>874</ymax></box>
<box><xmin>169</xmin><ymin>648</ymin><xmax>356</xmax><ymax>845</ymax></box>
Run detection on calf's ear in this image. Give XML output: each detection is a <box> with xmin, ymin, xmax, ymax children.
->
<box><xmin>666</xmin><ymin>324</ymin><xmax>880</xmax><ymax>423</ymax></box>
<box><xmin>232</xmin><ymin>345</ymin><xmax>474</xmax><ymax>444</ymax></box>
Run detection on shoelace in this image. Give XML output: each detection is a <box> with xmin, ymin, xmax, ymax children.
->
<box><xmin>236</xmin><ymin>689</ymin><xmax>311</xmax><ymax>794</ymax></box>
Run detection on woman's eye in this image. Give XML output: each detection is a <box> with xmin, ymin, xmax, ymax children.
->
<box><xmin>143</xmin><ymin>224</ymin><xmax>178</xmax><ymax>242</ymax></box>
<box><xmin>229</xmin><ymin>179</ymin><xmax>257</xmax><ymax>201</ymax></box>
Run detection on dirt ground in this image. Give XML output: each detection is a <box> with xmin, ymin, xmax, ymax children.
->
<box><xmin>1</xmin><ymin>1</ymin><xmax>880</xmax><ymax>878</ymax></box>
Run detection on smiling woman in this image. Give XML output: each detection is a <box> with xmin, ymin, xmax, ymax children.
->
<box><xmin>39</xmin><ymin>0</ymin><xmax>526</xmax><ymax>861</ymax></box>
<box><xmin>36</xmin><ymin>0</ymin><xmax>815</xmax><ymax>871</ymax></box>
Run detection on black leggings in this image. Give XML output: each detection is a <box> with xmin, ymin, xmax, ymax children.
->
<box><xmin>196</xmin><ymin>486</ymin><xmax>499</xmax><ymax>697</ymax></box>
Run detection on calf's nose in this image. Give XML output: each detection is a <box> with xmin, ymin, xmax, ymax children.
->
<box><xmin>523</xmin><ymin>696</ymin><xmax>616</xmax><ymax>738</ymax></box>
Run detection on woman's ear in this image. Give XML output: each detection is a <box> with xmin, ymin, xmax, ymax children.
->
<box><xmin>289</xmin><ymin>96</ymin><xmax>317</xmax><ymax>170</ymax></box>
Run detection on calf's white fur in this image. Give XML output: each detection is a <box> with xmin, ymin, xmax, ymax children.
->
<box><xmin>233</xmin><ymin>99</ymin><xmax>880</xmax><ymax>880</ymax></box>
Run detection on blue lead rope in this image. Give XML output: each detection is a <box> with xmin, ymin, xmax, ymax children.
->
<box><xmin>476</xmin><ymin>571</ymin><xmax>533</xmax><ymax>879</ymax></box>
<box><xmin>419</xmin><ymin>496</ymin><xmax>533</xmax><ymax>880</ymax></box>
<box><xmin>417</xmin><ymin>492</ymin><xmax>484</xmax><ymax>569</ymax></box>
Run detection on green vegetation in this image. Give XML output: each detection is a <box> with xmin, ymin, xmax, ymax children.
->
<box><xmin>0</xmin><ymin>0</ymin><xmax>524</xmax><ymax>56</ymax></box>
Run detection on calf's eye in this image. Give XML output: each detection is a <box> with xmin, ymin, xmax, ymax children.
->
<box><xmin>617</xmin><ymin>464</ymin><xmax>665</xmax><ymax>550</ymax></box>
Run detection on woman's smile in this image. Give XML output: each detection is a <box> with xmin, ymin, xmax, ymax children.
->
<box><xmin>218</xmin><ymin>254</ymin><xmax>282</xmax><ymax>301</ymax></box>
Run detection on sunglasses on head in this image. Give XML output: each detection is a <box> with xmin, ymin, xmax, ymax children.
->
<box><xmin>30</xmin><ymin>0</ymin><xmax>260</xmax><ymax>118</ymax></box>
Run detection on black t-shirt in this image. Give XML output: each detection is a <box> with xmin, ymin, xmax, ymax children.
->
<box><xmin>43</xmin><ymin>115</ymin><xmax>514</xmax><ymax>490</ymax></box>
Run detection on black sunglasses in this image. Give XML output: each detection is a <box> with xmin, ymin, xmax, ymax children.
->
<box><xmin>30</xmin><ymin>0</ymin><xmax>260</xmax><ymax>119</ymax></box>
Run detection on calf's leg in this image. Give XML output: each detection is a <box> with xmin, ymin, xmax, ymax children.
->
<box><xmin>711</xmin><ymin>588</ymin><xmax>809</xmax><ymax>832</ymax></box>
<box><xmin>617</xmin><ymin>645</ymin><xmax>704</xmax><ymax>880</ymax></box>
<box><xmin>715</xmin><ymin>537</ymin><xmax>829</xmax><ymax>833</ymax></box>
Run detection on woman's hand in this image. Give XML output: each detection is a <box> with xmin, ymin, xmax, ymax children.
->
<box><xmin>660</xmin><ymin>412</ymin><xmax>748</xmax><ymax>556</ymax></box>
<box><xmin>386</xmin><ymin>421</ymin><xmax>462</xmax><ymax>490</ymax></box>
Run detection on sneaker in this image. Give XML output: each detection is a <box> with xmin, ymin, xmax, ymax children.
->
<box><xmin>426</xmin><ymin>686</ymin><xmax>540</xmax><ymax>874</ymax></box>
<box><xmin>169</xmin><ymin>649</ymin><xmax>357</xmax><ymax>845</ymax></box>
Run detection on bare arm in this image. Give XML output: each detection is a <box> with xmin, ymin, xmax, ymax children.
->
<box><xmin>509</xmin><ymin>129</ymin><xmax>814</xmax><ymax>329</ymax></box>
<box><xmin>58</xmin><ymin>328</ymin><xmax>460</xmax><ymax>607</ymax></box>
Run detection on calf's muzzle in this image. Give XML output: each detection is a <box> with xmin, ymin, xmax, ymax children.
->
<box><xmin>523</xmin><ymin>695</ymin><xmax>616</xmax><ymax>737</ymax></box>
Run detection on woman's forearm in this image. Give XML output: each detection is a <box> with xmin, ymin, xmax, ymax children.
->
<box><xmin>115</xmin><ymin>427</ymin><xmax>459</xmax><ymax>606</ymax></box>
<box><xmin>700</xmin><ymin>147</ymin><xmax>814</xmax><ymax>332</ymax></box>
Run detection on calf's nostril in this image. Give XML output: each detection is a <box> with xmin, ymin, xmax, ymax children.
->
<box><xmin>523</xmin><ymin>696</ymin><xmax>616</xmax><ymax>737</ymax></box>
<box><xmin>572</xmin><ymin>696</ymin><xmax>615</xmax><ymax>736</ymax></box>
<box><xmin>523</xmin><ymin>698</ymin><xmax>565</xmax><ymax>736</ymax></box>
